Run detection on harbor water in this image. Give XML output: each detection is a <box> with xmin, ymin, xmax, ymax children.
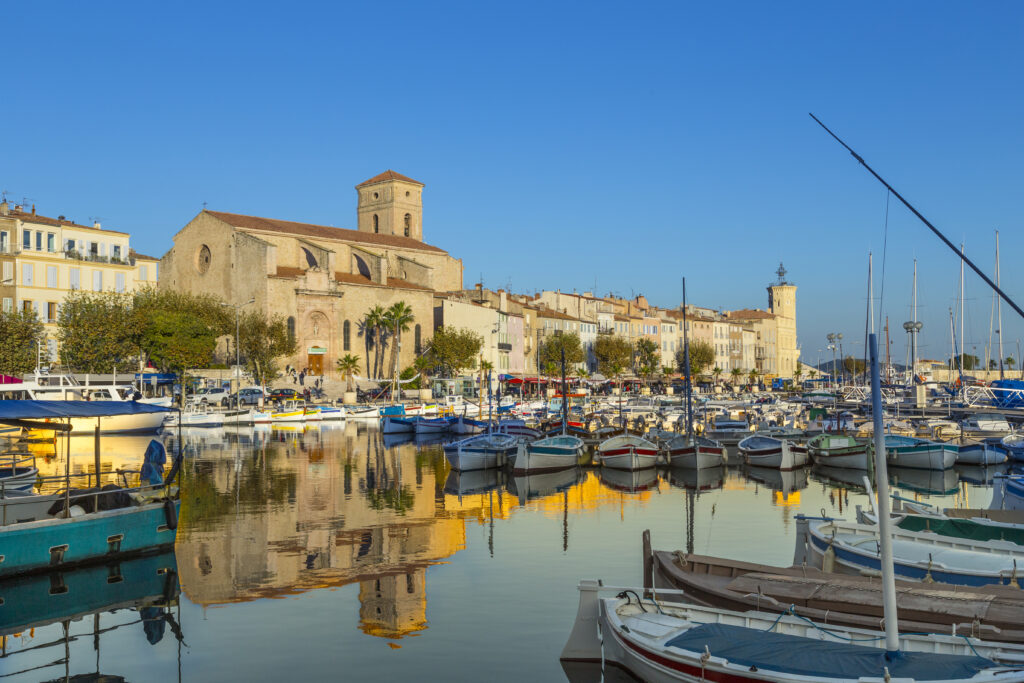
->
<box><xmin>1</xmin><ymin>423</ymin><xmax>1003</xmax><ymax>681</ymax></box>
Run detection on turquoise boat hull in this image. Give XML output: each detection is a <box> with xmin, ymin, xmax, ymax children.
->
<box><xmin>0</xmin><ymin>500</ymin><xmax>179</xmax><ymax>578</ymax></box>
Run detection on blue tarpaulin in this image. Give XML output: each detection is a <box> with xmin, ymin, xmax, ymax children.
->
<box><xmin>0</xmin><ymin>400</ymin><xmax>171</xmax><ymax>420</ymax></box>
<box><xmin>990</xmin><ymin>380</ymin><xmax>1024</xmax><ymax>409</ymax></box>
<box><xmin>665</xmin><ymin>623</ymin><xmax>995</xmax><ymax>681</ymax></box>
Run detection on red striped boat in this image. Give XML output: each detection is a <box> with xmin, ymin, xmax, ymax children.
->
<box><xmin>597</xmin><ymin>434</ymin><xmax>659</xmax><ymax>470</ymax></box>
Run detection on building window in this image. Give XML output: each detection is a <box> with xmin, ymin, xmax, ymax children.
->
<box><xmin>22</xmin><ymin>230</ymin><xmax>31</xmax><ymax>250</ymax></box>
<box><xmin>47</xmin><ymin>233</ymin><xmax>55</xmax><ymax>252</ymax></box>
<box><xmin>2</xmin><ymin>262</ymin><xmax>11</xmax><ymax>283</ymax></box>
<box><xmin>343</xmin><ymin>320</ymin><xmax>351</xmax><ymax>351</ymax></box>
<box><xmin>22</xmin><ymin>299</ymin><xmax>32</xmax><ymax>314</ymax></box>
<box><xmin>372</xmin><ymin>214</ymin><xmax>379</xmax><ymax>233</ymax></box>
<box><xmin>404</xmin><ymin>213</ymin><xmax>411</xmax><ymax>237</ymax></box>
<box><xmin>92</xmin><ymin>271</ymin><xmax>102</xmax><ymax>291</ymax></box>
<box><xmin>69</xmin><ymin>268</ymin><xmax>80</xmax><ymax>290</ymax></box>
<box><xmin>414</xmin><ymin>324</ymin><xmax>421</xmax><ymax>354</ymax></box>
<box><xmin>35</xmin><ymin>231</ymin><xmax>42</xmax><ymax>251</ymax></box>
<box><xmin>0</xmin><ymin>232</ymin><xmax>7</xmax><ymax>252</ymax></box>
<box><xmin>140</xmin><ymin>265</ymin><xmax>148</xmax><ymax>281</ymax></box>
<box><xmin>46</xmin><ymin>302</ymin><xmax>56</xmax><ymax>322</ymax></box>
<box><xmin>21</xmin><ymin>264</ymin><xmax>32</xmax><ymax>286</ymax></box>
<box><xmin>46</xmin><ymin>266</ymin><xmax>57</xmax><ymax>288</ymax></box>
<box><xmin>115</xmin><ymin>272</ymin><xmax>125</xmax><ymax>293</ymax></box>
<box><xmin>90</xmin><ymin>242</ymin><xmax>98</xmax><ymax>257</ymax></box>
<box><xmin>113</xmin><ymin>245</ymin><xmax>121</xmax><ymax>259</ymax></box>
<box><xmin>287</xmin><ymin>316</ymin><xmax>296</xmax><ymax>342</ymax></box>
<box><xmin>1</xmin><ymin>298</ymin><xmax>10</xmax><ymax>313</ymax></box>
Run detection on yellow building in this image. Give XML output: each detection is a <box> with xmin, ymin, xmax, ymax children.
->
<box><xmin>0</xmin><ymin>200</ymin><xmax>160</xmax><ymax>361</ymax></box>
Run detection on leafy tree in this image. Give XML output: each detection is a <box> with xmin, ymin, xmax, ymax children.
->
<box><xmin>1007</xmin><ymin>357</ymin><xmax>1017</xmax><ymax>370</ymax></box>
<box><xmin>633</xmin><ymin>338</ymin><xmax>659</xmax><ymax>379</ymax></box>
<box><xmin>57</xmin><ymin>291</ymin><xmax>138</xmax><ymax>372</ymax></box>
<box><xmin>676</xmin><ymin>340</ymin><xmax>714</xmax><ymax>377</ymax></box>
<box><xmin>142</xmin><ymin>309</ymin><xmax>219</xmax><ymax>376</ymax></box>
<box><xmin>237</xmin><ymin>311</ymin><xmax>295</xmax><ymax>387</ymax></box>
<box><xmin>662</xmin><ymin>365</ymin><xmax>675</xmax><ymax>377</ymax></box>
<box><xmin>383</xmin><ymin>301</ymin><xmax>415</xmax><ymax>379</ymax></box>
<box><xmin>413</xmin><ymin>354</ymin><xmax>434</xmax><ymax>388</ymax></box>
<box><xmin>539</xmin><ymin>331</ymin><xmax>585</xmax><ymax>372</ymax></box>
<box><xmin>424</xmin><ymin>325</ymin><xmax>483</xmax><ymax>377</ymax></box>
<box><xmin>594</xmin><ymin>333</ymin><xmax>632</xmax><ymax>378</ymax></box>
<box><xmin>336</xmin><ymin>354</ymin><xmax>361</xmax><ymax>392</ymax></box>
<box><xmin>843</xmin><ymin>356</ymin><xmax>866</xmax><ymax>377</ymax></box>
<box><xmin>0</xmin><ymin>310</ymin><xmax>44</xmax><ymax>375</ymax></box>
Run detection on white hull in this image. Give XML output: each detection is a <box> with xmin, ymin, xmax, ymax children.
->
<box><xmin>445</xmin><ymin>449</ymin><xmax>500</xmax><ymax>471</ymax></box>
<box><xmin>65</xmin><ymin>411</ymin><xmax>168</xmax><ymax>434</ymax></box>
<box><xmin>888</xmin><ymin>446</ymin><xmax>957</xmax><ymax>470</ymax></box>
<box><xmin>811</xmin><ymin>451</ymin><xmax>868</xmax><ymax>469</ymax></box>
<box><xmin>164</xmin><ymin>412</ymin><xmax>224</xmax><ymax>428</ymax></box>
<box><xmin>956</xmin><ymin>444</ymin><xmax>1008</xmax><ymax>465</ymax></box>
<box><xmin>739</xmin><ymin>439</ymin><xmax>808</xmax><ymax>470</ymax></box>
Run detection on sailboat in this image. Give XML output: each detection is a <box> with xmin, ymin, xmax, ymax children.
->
<box><xmin>665</xmin><ymin>278</ymin><xmax>725</xmax><ymax>470</ymax></box>
<box><xmin>511</xmin><ymin>349</ymin><xmax>585</xmax><ymax>474</ymax></box>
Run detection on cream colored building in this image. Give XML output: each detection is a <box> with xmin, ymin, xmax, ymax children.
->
<box><xmin>160</xmin><ymin>171</ymin><xmax>464</xmax><ymax>376</ymax></box>
<box><xmin>0</xmin><ymin>200</ymin><xmax>159</xmax><ymax>362</ymax></box>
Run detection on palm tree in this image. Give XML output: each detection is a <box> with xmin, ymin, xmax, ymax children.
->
<box><xmin>413</xmin><ymin>354</ymin><xmax>433</xmax><ymax>391</ymax></box>
<box><xmin>730</xmin><ymin>367</ymin><xmax>742</xmax><ymax>387</ymax></box>
<box><xmin>809</xmin><ymin>369</ymin><xmax>817</xmax><ymax>380</ymax></box>
<box><xmin>479</xmin><ymin>358</ymin><xmax>494</xmax><ymax>402</ymax></box>
<box><xmin>364</xmin><ymin>305</ymin><xmax>387</xmax><ymax>379</ymax></box>
<box><xmin>384</xmin><ymin>301</ymin><xmax>415</xmax><ymax>380</ymax></box>
<box><xmin>748</xmin><ymin>368</ymin><xmax>758</xmax><ymax>388</ymax></box>
<box><xmin>356</xmin><ymin>318</ymin><xmax>372</xmax><ymax>376</ymax></box>
<box><xmin>712</xmin><ymin>366</ymin><xmax>723</xmax><ymax>385</ymax></box>
<box><xmin>336</xmin><ymin>354</ymin><xmax>360</xmax><ymax>393</ymax></box>
<box><xmin>794</xmin><ymin>363</ymin><xmax>804</xmax><ymax>384</ymax></box>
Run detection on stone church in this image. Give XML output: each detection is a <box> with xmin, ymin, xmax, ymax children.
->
<box><xmin>160</xmin><ymin>171</ymin><xmax>463</xmax><ymax>376</ymax></box>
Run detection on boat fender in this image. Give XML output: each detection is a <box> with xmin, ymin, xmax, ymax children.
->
<box><xmin>163</xmin><ymin>498</ymin><xmax>178</xmax><ymax>530</ymax></box>
<box><xmin>923</xmin><ymin>553</ymin><xmax>935</xmax><ymax>584</ymax></box>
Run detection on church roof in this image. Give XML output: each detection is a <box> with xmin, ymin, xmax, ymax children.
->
<box><xmin>204</xmin><ymin>210</ymin><xmax>446</xmax><ymax>254</ymax></box>
<box><xmin>726</xmin><ymin>309</ymin><xmax>776</xmax><ymax>320</ymax></box>
<box><xmin>356</xmin><ymin>170</ymin><xmax>424</xmax><ymax>188</ymax></box>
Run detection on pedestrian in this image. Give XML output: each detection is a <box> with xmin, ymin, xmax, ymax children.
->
<box><xmin>299</xmin><ymin>371</ymin><xmax>305</xmax><ymax>386</ymax></box>
<box><xmin>304</xmin><ymin>387</ymin><xmax>311</xmax><ymax>402</ymax></box>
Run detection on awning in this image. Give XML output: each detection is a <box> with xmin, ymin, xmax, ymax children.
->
<box><xmin>0</xmin><ymin>400</ymin><xmax>171</xmax><ymax>420</ymax></box>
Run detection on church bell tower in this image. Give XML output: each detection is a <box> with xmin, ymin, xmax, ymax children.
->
<box><xmin>356</xmin><ymin>170</ymin><xmax>424</xmax><ymax>241</ymax></box>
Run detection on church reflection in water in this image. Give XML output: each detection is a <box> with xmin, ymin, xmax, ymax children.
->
<box><xmin>164</xmin><ymin>422</ymin><xmax>683</xmax><ymax>643</ymax></box>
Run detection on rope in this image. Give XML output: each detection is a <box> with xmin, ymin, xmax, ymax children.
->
<box><xmin>878</xmin><ymin>189</ymin><xmax>890</xmax><ymax>336</ymax></box>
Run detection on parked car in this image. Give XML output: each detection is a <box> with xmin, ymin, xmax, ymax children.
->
<box><xmin>187</xmin><ymin>387</ymin><xmax>231</xmax><ymax>407</ymax></box>
<box><xmin>267</xmin><ymin>388</ymin><xmax>299</xmax><ymax>402</ymax></box>
<box><xmin>230</xmin><ymin>387</ymin><xmax>266</xmax><ymax>406</ymax></box>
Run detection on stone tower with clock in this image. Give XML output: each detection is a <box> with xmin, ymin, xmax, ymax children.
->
<box><xmin>356</xmin><ymin>170</ymin><xmax>424</xmax><ymax>242</ymax></box>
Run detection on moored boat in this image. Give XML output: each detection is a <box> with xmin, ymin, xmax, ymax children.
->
<box><xmin>806</xmin><ymin>433</ymin><xmax>870</xmax><ymax>469</ymax></box>
<box><xmin>414</xmin><ymin>416</ymin><xmax>452</xmax><ymax>435</ymax></box>
<box><xmin>512</xmin><ymin>434</ymin><xmax>585</xmax><ymax>474</ymax></box>
<box><xmin>958</xmin><ymin>442</ymin><xmax>1009</xmax><ymax>465</ymax></box>
<box><xmin>885</xmin><ymin>434</ymin><xmax>957</xmax><ymax>470</ymax></box>
<box><xmin>597</xmin><ymin>434</ymin><xmax>658</xmax><ymax>470</ymax></box>
<box><xmin>443</xmin><ymin>432</ymin><xmax>518</xmax><ymax>471</ymax></box>
<box><xmin>381</xmin><ymin>415</ymin><xmax>417</xmax><ymax>434</ymax></box>
<box><xmin>737</xmin><ymin>434</ymin><xmax>808</xmax><ymax>470</ymax></box>
<box><xmin>664</xmin><ymin>435</ymin><xmax>724</xmax><ymax>469</ymax></box>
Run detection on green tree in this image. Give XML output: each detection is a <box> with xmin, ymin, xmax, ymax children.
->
<box><xmin>989</xmin><ymin>358</ymin><xmax>998</xmax><ymax>371</ymax></box>
<box><xmin>539</xmin><ymin>331</ymin><xmax>585</xmax><ymax>372</ymax></box>
<box><xmin>633</xmin><ymin>338</ymin><xmax>659</xmax><ymax>381</ymax></box>
<box><xmin>1007</xmin><ymin>357</ymin><xmax>1017</xmax><ymax>371</ymax></box>
<box><xmin>383</xmin><ymin>301</ymin><xmax>415</xmax><ymax>379</ymax></box>
<box><xmin>362</xmin><ymin>306</ymin><xmax>389</xmax><ymax>380</ymax></box>
<box><xmin>951</xmin><ymin>353</ymin><xmax>979</xmax><ymax>371</ymax></box>
<box><xmin>808</xmin><ymin>369</ymin><xmax>817</xmax><ymax>380</ymax></box>
<box><xmin>0</xmin><ymin>310</ymin><xmax>44</xmax><ymax>375</ymax></box>
<box><xmin>748</xmin><ymin>368</ymin><xmax>759</xmax><ymax>387</ymax></box>
<box><xmin>712</xmin><ymin>366</ymin><xmax>723</xmax><ymax>385</ymax></box>
<box><xmin>57</xmin><ymin>290</ymin><xmax>139</xmax><ymax>372</ymax></box>
<box><xmin>843</xmin><ymin>355</ymin><xmax>866</xmax><ymax>377</ymax></box>
<box><xmin>676</xmin><ymin>339</ymin><xmax>714</xmax><ymax>377</ymax></box>
<box><xmin>237</xmin><ymin>311</ymin><xmax>296</xmax><ymax>387</ymax></box>
<box><xmin>594</xmin><ymin>333</ymin><xmax>632</xmax><ymax>378</ymax></box>
<box><xmin>729</xmin><ymin>367</ymin><xmax>743</xmax><ymax>386</ymax></box>
<box><xmin>794</xmin><ymin>364</ymin><xmax>804</xmax><ymax>383</ymax></box>
<box><xmin>425</xmin><ymin>326</ymin><xmax>483</xmax><ymax>377</ymax></box>
<box><xmin>336</xmin><ymin>354</ymin><xmax>361</xmax><ymax>392</ymax></box>
<box><xmin>142</xmin><ymin>309</ymin><xmax>219</xmax><ymax>376</ymax></box>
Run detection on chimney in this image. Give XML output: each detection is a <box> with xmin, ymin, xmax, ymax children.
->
<box><xmin>93</xmin><ymin>221</ymin><xmax>101</xmax><ymax>229</ymax></box>
<box><xmin>31</xmin><ymin>204</ymin><xmax>35</xmax><ymax>215</ymax></box>
<box><xmin>0</xmin><ymin>200</ymin><xmax>7</xmax><ymax>216</ymax></box>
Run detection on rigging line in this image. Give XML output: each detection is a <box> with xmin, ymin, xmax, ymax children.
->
<box><xmin>809</xmin><ymin>113</ymin><xmax>1024</xmax><ymax>324</ymax></box>
<box><xmin>877</xmin><ymin>190</ymin><xmax>890</xmax><ymax>335</ymax></box>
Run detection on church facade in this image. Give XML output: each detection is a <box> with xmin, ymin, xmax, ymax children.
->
<box><xmin>159</xmin><ymin>171</ymin><xmax>463</xmax><ymax>377</ymax></box>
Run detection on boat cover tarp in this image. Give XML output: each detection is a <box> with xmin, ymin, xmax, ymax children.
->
<box><xmin>990</xmin><ymin>380</ymin><xmax>1024</xmax><ymax>409</ymax></box>
<box><xmin>665</xmin><ymin>623</ymin><xmax>994</xmax><ymax>680</ymax></box>
<box><xmin>897</xmin><ymin>515</ymin><xmax>1024</xmax><ymax>546</ymax></box>
<box><xmin>0</xmin><ymin>400</ymin><xmax>170</xmax><ymax>420</ymax></box>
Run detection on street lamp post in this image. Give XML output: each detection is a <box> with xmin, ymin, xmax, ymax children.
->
<box><xmin>903</xmin><ymin>320</ymin><xmax>923</xmax><ymax>383</ymax></box>
<box><xmin>826</xmin><ymin>333</ymin><xmax>843</xmax><ymax>388</ymax></box>
<box><xmin>222</xmin><ymin>298</ymin><xmax>255</xmax><ymax>406</ymax></box>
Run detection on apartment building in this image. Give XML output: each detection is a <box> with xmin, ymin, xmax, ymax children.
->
<box><xmin>0</xmin><ymin>201</ymin><xmax>159</xmax><ymax>359</ymax></box>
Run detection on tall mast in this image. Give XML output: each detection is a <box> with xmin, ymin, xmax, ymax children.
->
<box><xmin>864</xmin><ymin>253</ymin><xmax>874</xmax><ymax>385</ymax></box>
<box><xmin>885</xmin><ymin>317</ymin><xmax>891</xmax><ymax>382</ymax></box>
<box><xmin>997</xmin><ymin>230</ymin><xmax>1004</xmax><ymax>379</ymax></box>
<box><xmin>960</xmin><ymin>243</ymin><xmax>965</xmax><ymax>379</ymax></box>
<box><xmin>682</xmin><ymin>278</ymin><xmax>693</xmax><ymax>440</ymax></box>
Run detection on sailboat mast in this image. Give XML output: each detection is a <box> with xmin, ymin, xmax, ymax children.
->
<box><xmin>997</xmin><ymin>230</ymin><xmax>1004</xmax><ymax>379</ymax></box>
<box><xmin>864</xmin><ymin>253</ymin><xmax>873</xmax><ymax>385</ymax></box>
<box><xmin>869</xmin><ymin>331</ymin><xmax>900</xmax><ymax>654</ymax></box>
<box><xmin>960</xmin><ymin>244</ymin><xmax>965</xmax><ymax>381</ymax></box>
<box><xmin>561</xmin><ymin>347</ymin><xmax>568</xmax><ymax>435</ymax></box>
<box><xmin>911</xmin><ymin>259</ymin><xmax>918</xmax><ymax>382</ymax></box>
<box><xmin>682</xmin><ymin>278</ymin><xmax>693</xmax><ymax>440</ymax></box>
<box><xmin>885</xmin><ymin>317</ymin><xmax>891</xmax><ymax>382</ymax></box>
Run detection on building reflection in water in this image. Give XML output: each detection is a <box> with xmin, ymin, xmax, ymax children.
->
<box><xmin>169</xmin><ymin>422</ymin><xmax>684</xmax><ymax>644</ymax></box>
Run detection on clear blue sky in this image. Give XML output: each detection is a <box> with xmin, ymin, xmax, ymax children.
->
<box><xmin>5</xmin><ymin>1</ymin><xmax>1023</xmax><ymax>369</ymax></box>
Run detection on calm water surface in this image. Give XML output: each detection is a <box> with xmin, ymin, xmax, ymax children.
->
<box><xmin>1</xmin><ymin>423</ymin><xmax>1002</xmax><ymax>681</ymax></box>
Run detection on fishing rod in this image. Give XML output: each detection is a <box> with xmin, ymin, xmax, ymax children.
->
<box><xmin>809</xmin><ymin>113</ymin><xmax>1024</xmax><ymax>323</ymax></box>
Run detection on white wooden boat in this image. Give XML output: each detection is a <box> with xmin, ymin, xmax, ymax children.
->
<box><xmin>347</xmin><ymin>405</ymin><xmax>381</xmax><ymax>418</ymax></box>
<box><xmin>806</xmin><ymin>433</ymin><xmax>870</xmax><ymax>469</ymax></box>
<box><xmin>271</xmin><ymin>400</ymin><xmax>306</xmax><ymax>423</ymax></box>
<box><xmin>958</xmin><ymin>442</ymin><xmax>1008</xmax><ymax>465</ymax></box>
<box><xmin>381</xmin><ymin>416</ymin><xmax>417</xmax><ymax>434</ymax></box>
<box><xmin>561</xmin><ymin>581</ymin><xmax>1024</xmax><ymax>683</ymax></box>
<box><xmin>319</xmin><ymin>405</ymin><xmax>344</xmax><ymax>420</ymax></box>
<box><xmin>803</xmin><ymin>517</ymin><xmax>1024</xmax><ymax>587</ymax></box>
<box><xmin>164</xmin><ymin>408</ymin><xmax>225</xmax><ymax>428</ymax></box>
<box><xmin>664</xmin><ymin>435</ymin><xmax>724</xmax><ymax>469</ymax></box>
<box><xmin>597</xmin><ymin>434</ymin><xmax>658</xmax><ymax>470</ymax></box>
<box><xmin>303</xmin><ymin>406</ymin><xmax>323</xmax><ymax>422</ymax></box>
<box><xmin>600</xmin><ymin>467</ymin><xmax>659</xmax><ymax>492</ymax></box>
<box><xmin>414</xmin><ymin>417</ymin><xmax>452</xmax><ymax>435</ymax></box>
<box><xmin>737</xmin><ymin>434</ymin><xmax>808</xmax><ymax>470</ymax></box>
<box><xmin>449</xmin><ymin>415</ymin><xmax>487</xmax><ymax>435</ymax></box>
<box><xmin>511</xmin><ymin>434</ymin><xmax>585</xmax><ymax>474</ymax></box>
<box><xmin>885</xmin><ymin>434</ymin><xmax>958</xmax><ymax>470</ymax></box>
<box><xmin>443</xmin><ymin>433</ymin><xmax>518</xmax><ymax>471</ymax></box>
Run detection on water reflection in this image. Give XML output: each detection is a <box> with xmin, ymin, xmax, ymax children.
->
<box><xmin>7</xmin><ymin>423</ymin><xmax>1004</xmax><ymax>681</ymax></box>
